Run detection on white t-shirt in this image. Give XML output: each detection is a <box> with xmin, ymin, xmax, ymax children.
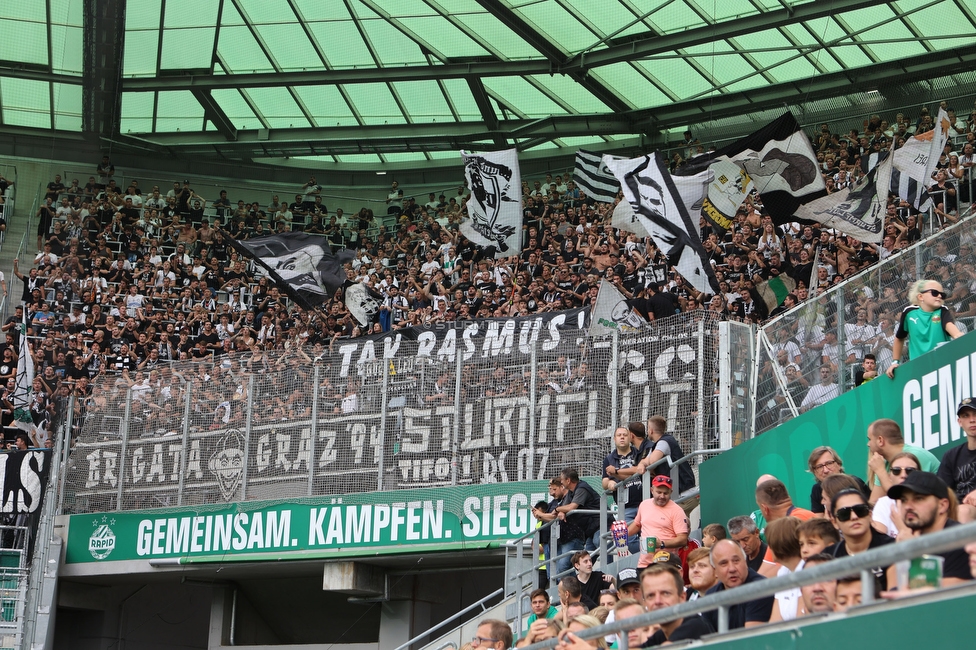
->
<box><xmin>774</xmin><ymin>561</ymin><xmax>804</xmax><ymax>621</ymax></box>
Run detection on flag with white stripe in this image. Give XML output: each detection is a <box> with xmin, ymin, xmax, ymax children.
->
<box><xmin>604</xmin><ymin>152</ymin><xmax>720</xmax><ymax>295</ymax></box>
<box><xmin>793</xmin><ymin>161</ymin><xmax>886</xmax><ymax>243</ymax></box>
<box><xmin>460</xmin><ymin>148</ymin><xmax>523</xmax><ymax>257</ymax></box>
<box><xmin>589</xmin><ymin>280</ymin><xmax>648</xmax><ymax>337</ymax></box>
<box><xmin>573</xmin><ymin>150</ymin><xmax>620</xmax><ymax>203</ymax></box>
<box><xmin>886</xmin><ymin>108</ymin><xmax>950</xmax><ymax>212</ymax></box>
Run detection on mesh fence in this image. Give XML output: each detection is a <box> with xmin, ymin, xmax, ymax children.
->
<box><xmin>61</xmin><ymin>311</ymin><xmax>726</xmax><ymax>514</ymax></box>
<box><xmin>754</xmin><ymin>215</ymin><xmax>976</xmax><ymax>436</ymax></box>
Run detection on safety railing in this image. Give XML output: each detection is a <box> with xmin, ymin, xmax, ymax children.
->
<box><xmin>520</xmin><ymin>520</ymin><xmax>976</xmax><ymax>649</ymax></box>
<box><xmin>499</xmin><ymin>449</ymin><xmax>728</xmax><ymax>637</ymax></box>
<box><xmin>753</xmin><ymin>207</ymin><xmax>976</xmax><ymax>438</ymax></box>
<box><xmin>393</xmin><ymin>587</ymin><xmax>505</xmax><ymax>650</ymax></box>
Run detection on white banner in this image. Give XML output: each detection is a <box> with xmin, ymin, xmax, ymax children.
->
<box><xmin>459</xmin><ymin>148</ymin><xmax>522</xmax><ymax>257</ymax></box>
<box><xmin>589</xmin><ymin>280</ymin><xmax>647</xmax><ymax>337</ymax></box>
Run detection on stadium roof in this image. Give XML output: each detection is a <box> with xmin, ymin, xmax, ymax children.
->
<box><xmin>1</xmin><ymin>0</ymin><xmax>976</xmax><ymax>168</ymax></box>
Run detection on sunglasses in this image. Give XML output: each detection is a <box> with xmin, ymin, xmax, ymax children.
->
<box><xmin>923</xmin><ymin>288</ymin><xmax>947</xmax><ymax>298</ymax></box>
<box><xmin>834</xmin><ymin>503</ymin><xmax>871</xmax><ymax>522</ymax></box>
<box><xmin>890</xmin><ymin>466</ymin><xmax>916</xmax><ymax>476</ymax></box>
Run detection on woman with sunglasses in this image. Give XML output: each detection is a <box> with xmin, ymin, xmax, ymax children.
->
<box><xmin>872</xmin><ymin>452</ymin><xmax>921</xmax><ymax>537</ymax></box>
<box><xmin>825</xmin><ymin>488</ymin><xmax>894</xmax><ymax>591</ymax></box>
<box><xmin>886</xmin><ymin>279</ymin><xmax>962</xmax><ymax>378</ymax></box>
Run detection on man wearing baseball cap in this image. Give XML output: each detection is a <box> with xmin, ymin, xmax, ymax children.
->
<box><xmin>937</xmin><ymin>397</ymin><xmax>976</xmax><ymax>522</ymax></box>
<box><xmin>627</xmin><ymin>475</ymin><xmax>690</xmax><ymax>568</ymax></box>
<box><xmin>887</xmin><ymin>471</ymin><xmax>972</xmax><ymax>585</ymax></box>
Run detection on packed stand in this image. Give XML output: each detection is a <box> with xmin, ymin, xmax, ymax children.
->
<box><xmin>12</xmin><ymin>102</ymin><xmax>976</xmax><ymax>445</ymax></box>
<box><xmin>487</xmin><ymin>413</ymin><xmax>976</xmax><ymax>649</ymax></box>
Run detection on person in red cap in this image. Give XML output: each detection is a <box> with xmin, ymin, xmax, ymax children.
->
<box><xmin>627</xmin><ymin>475</ymin><xmax>689</xmax><ymax>568</ymax></box>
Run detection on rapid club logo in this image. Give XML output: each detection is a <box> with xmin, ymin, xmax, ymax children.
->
<box><xmin>89</xmin><ymin>516</ymin><xmax>117</xmax><ymax>560</ymax></box>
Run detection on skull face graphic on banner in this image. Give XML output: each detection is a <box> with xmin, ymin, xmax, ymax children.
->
<box><xmin>459</xmin><ymin>148</ymin><xmax>522</xmax><ymax>258</ymax></box>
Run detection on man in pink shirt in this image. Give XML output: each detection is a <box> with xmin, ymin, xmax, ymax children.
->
<box><xmin>628</xmin><ymin>475</ymin><xmax>690</xmax><ymax>567</ymax></box>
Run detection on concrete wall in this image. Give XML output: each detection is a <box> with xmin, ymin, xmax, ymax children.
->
<box><xmin>53</xmin><ymin>564</ymin><xmax>503</xmax><ymax>650</ymax></box>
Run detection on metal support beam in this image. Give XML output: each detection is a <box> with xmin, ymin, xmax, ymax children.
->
<box><xmin>119</xmin><ymin>0</ymin><xmax>881</xmax><ymax>94</ymax></box>
<box><xmin>120</xmin><ymin>42</ymin><xmax>976</xmax><ymax>158</ymax></box>
<box><xmin>83</xmin><ymin>0</ymin><xmax>125</xmax><ymax>137</ymax></box>
<box><xmin>191</xmin><ymin>89</ymin><xmax>238</xmax><ymax>141</ymax></box>
<box><xmin>466</xmin><ymin>77</ymin><xmax>505</xmax><ymax>147</ymax></box>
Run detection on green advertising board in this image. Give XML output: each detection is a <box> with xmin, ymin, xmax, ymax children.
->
<box><xmin>66</xmin><ymin>480</ymin><xmax>553</xmax><ymax>564</ymax></box>
<box><xmin>701</xmin><ymin>333</ymin><xmax>976</xmax><ymax>527</ymax></box>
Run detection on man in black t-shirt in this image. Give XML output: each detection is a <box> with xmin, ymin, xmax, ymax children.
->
<box><xmin>938</xmin><ymin>398</ymin><xmax>976</xmax><ymax>522</ymax></box>
<box><xmin>887</xmin><ymin>472</ymin><xmax>972</xmax><ymax>585</ymax></box>
<box><xmin>702</xmin><ymin>540</ymin><xmax>774</xmax><ymax>630</ymax></box>
<box><xmin>641</xmin><ymin>564</ymin><xmax>713</xmax><ymax>646</ymax></box>
<box><xmin>557</xmin><ymin>467</ymin><xmax>602</xmax><ymax>552</ymax></box>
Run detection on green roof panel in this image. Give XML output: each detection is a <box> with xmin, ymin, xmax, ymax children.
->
<box><xmin>53</xmin><ymin>82</ymin><xmax>82</xmax><ymax>131</ymax></box>
<box><xmin>1</xmin><ymin>77</ymin><xmax>50</xmax><ymax>129</ymax></box>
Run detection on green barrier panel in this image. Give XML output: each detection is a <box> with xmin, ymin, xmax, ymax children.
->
<box><xmin>701</xmin><ymin>589</ymin><xmax>975</xmax><ymax>649</ymax></box>
<box><xmin>701</xmin><ymin>332</ymin><xmax>976</xmax><ymax>527</ymax></box>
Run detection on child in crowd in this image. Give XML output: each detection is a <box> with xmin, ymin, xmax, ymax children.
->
<box><xmin>797</xmin><ymin>519</ymin><xmax>839</xmax><ymax>559</ymax></box>
<box><xmin>701</xmin><ymin>523</ymin><xmax>726</xmax><ymax>547</ymax></box>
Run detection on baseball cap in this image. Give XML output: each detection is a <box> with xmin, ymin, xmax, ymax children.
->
<box><xmin>886</xmin><ymin>471</ymin><xmax>949</xmax><ymax>501</ymax></box>
<box><xmin>652</xmin><ymin>550</ymin><xmax>682</xmax><ymax>569</ymax></box>
<box><xmin>616</xmin><ymin>568</ymin><xmax>640</xmax><ymax>589</ymax></box>
<box><xmin>957</xmin><ymin>397</ymin><xmax>976</xmax><ymax>416</ymax></box>
<box><xmin>652</xmin><ymin>475</ymin><xmax>673</xmax><ymax>489</ymax></box>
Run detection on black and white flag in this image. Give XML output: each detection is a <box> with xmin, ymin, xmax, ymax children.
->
<box><xmin>345</xmin><ymin>283</ymin><xmax>381</xmax><ymax>326</ymax></box>
<box><xmin>684</xmin><ymin>112</ymin><xmax>825</xmax><ymax>226</ymax></box>
<box><xmin>227</xmin><ymin>232</ymin><xmax>354</xmax><ymax>310</ymax></box>
<box><xmin>460</xmin><ymin>148</ymin><xmax>522</xmax><ymax>257</ymax></box>
<box><xmin>793</xmin><ymin>162</ymin><xmax>886</xmax><ymax>243</ymax></box>
<box><xmin>574</xmin><ymin>150</ymin><xmax>620</xmax><ymax>203</ymax></box>
<box><xmin>677</xmin><ymin>157</ymin><xmax>752</xmax><ymax>237</ymax></box>
<box><xmin>886</xmin><ymin>107</ymin><xmax>950</xmax><ymax>212</ymax></box>
<box><xmin>589</xmin><ymin>280</ymin><xmax>647</xmax><ymax>337</ymax></box>
<box><xmin>604</xmin><ymin>152</ymin><xmax>720</xmax><ymax>295</ymax></box>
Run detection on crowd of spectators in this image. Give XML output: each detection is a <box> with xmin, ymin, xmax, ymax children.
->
<box><xmin>8</xmin><ymin>102</ymin><xmax>976</xmax><ymax>444</ymax></box>
<box><xmin>480</xmin><ymin>413</ymin><xmax>976</xmax><ymax>649</ymax></box>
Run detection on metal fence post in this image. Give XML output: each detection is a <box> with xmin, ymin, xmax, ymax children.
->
<box><xmin>56</xmin><ymin>396</ymin><xmax>74</xmax><ymax>515</ymax></box>
<box><xmin>308</xmin><ymin>364</ymin><xmax>320</xmax><ymax>496</ymax></box>
<box><xmin>717</xmin><ymin>322</ymin><xmax>733</xmax><ymax>450</ymax></box>
<box><xmin>177</xmin><ymin>377</ymin><xmax>192</xmax><ymax>506</ymax></box>
<box><xmin>528</xmin><ymin>343</ymin><xmax>537</xmax><ymax>482</ymax></box>
<box><xmin>550</xmin><ymin>518</ymin><xmax>560</xmax><ymax>591</ymax></box>
<box><xmin>695</xmin><ymin>318</ymin><xmax>706</xmax><ymax>452</ymax></box>
<box><xmin>836</xmin><ymin>289</ymin><xmax>847</xmax><ymax>393</ymax></box>
<box><xmin>240</xmin><ymin>375</ymin><xmax>255</xmax><ymax>501</ymax></box>
<box><xmin>610</xmin><ymin>329</ymin><xmax>619</xmax><ymax>431</ymax></box>
<box><xmin>115</xmin><ymin>388</ymin><xmax>132</xmax><ymax>510</ymax></box>
<box><xmin>377</xmin><ymin>361</ymin><xmax>390</xmax><ymax>492</ymax></box>
<box><xmin>451</xmin><ymin>350</ymin><xmax>462</xmax><ymax>485</ymax></box>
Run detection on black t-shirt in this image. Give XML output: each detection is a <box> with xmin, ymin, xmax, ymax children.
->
<box><xmin>938</xmin><ymin>519</ymin><xmax>973</xmax><ymax>581</ymax></box>
<box><xmin>566</xmin><ymin>480</ymin><xmax>601</xmax><ymax>537</ymax></box>
<box><xmin>602</xmin><ymin>447</ymin><xmax>642</xmax><ymax>507</ymax></box>
<box><xmin>644</xmin><ymin>615</ymin><xmax>714</xmax><ymax>646</ymax></box>
<box><xmin>578</xmin><ymin>570</ymin><xmax>608</xmax><ymax>610</ymax></box>
<box><xmin>937</xmin><ymin>443</ymin><xmax>976</xmax><ymax>499</ymax></box>
<box><xmin>746</xmin><ymin>542</ymin><xmax>768</xmax><ymax>573</ymax></box>
<box><xmin>826</xmin><ymin>529</ymin><xmax>894</xmax><ymax>590</ymax></box>
<box><xmin>702</xmin><ymin>570</ymin><xmax>773</xmax><ymax>630</ymax></box>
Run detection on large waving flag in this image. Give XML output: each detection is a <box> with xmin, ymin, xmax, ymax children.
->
<box><xmin>13</xmin><ymin>318</ymin><xmax>36</xmax><ymax>443</ymax></box>
<box><xmin>682</xmin><ymin>112</ymin><xmax>825</xmax><ymax>227</ymax></box>
<box><xmin>573</xmin><ymin>150</ymin><xmax>620</xmax><ymax>204</ymax></box>
<box><xmin>792</xmin><ymin>161</ymin><xmax>886</xmax><ymax>243</ymax></box>
<box><xmin>227</xmin><ymin>232</ymin><xmax>355</xmax><ymax>310</ymax></box>
<box><xmin>887</xmin><ymin>107</ymin><xmax>950</xmax><ymax>211</ymax></box>
<box><xmin>675</xmin><ymin>157</ymin><xmax>751</xmax><ymax>237</ymax></box>
<box><xmin>604</xmin><ymin>152</ymin><xmax>720</xmax><ymax>295</ymax></box>
<box><xmin>459</xmin><ymin>148</ymin><xmax>522</xmax><ymax>257</ymax></box>
<box><xmin>589</xmin><ymin>280</ymin><xmax>648</xmax><ymax>337</ymax></box>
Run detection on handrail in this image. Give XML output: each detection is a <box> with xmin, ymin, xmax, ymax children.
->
<box><xmin>392</xmin><ymin>586</ymin><xmax>504</xmax><ymax>650</ymax></box>
<box><xmin>520</xmin><ymin>520</ymin><xmax>976</xmax><ymax>649</ymax></box>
